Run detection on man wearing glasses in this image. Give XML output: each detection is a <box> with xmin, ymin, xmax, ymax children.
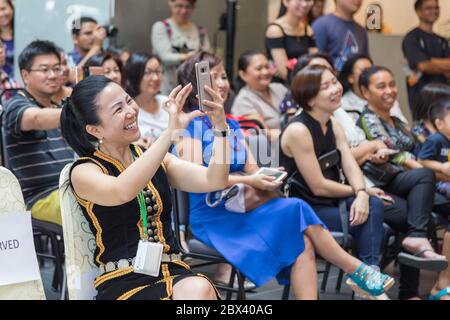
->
<box><xmin>67</xmin><ymin>16</ymin><xmax>106</xmax><ymax>69</ymax></box>
<box><xmin>402</xmin><ymin>0</ymin><xmax>450</xmax><ymax>107</ymax></box>
<box><xmin>2</xmin><ymin>40</ymin><xmax>74</xmax><ymax>226</ymax></box>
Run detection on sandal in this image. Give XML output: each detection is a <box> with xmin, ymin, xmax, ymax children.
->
<box><xmin>215</xmin><ymin>278</ymin><xmax>256</xmax><ymax>291</ymax></box>
<box><xmin>346</xmin><ymin>263</ymin><xmax>395</xmax><ymax>299</ymax></box>
<box><xmin>428</xmin><ymin>287</ymin><xmax>450</xmax><ymax>300</ymax></box>
<box><xmin>397</xmin><ymin>250</ymin><xmax>448</xmax><ymax>271</ymax></box>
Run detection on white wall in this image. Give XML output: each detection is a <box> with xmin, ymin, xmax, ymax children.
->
<box><xmin>269</xmin><ymin>0</ymin><xmax>450</xmax><ymax>37</ymax></box>
<box><xmin>325</xmin><ymin>0</ymin><xmax>450</xmax><ymax>37</ymax></box>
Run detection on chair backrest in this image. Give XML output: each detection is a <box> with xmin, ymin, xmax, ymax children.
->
<box><xmin>59</xmin><ymin>164</ymin><xmax>98</xmax><ymax>300</ymax></box>
<box><xmin>172</xmin><ymin>188</ymin><xmax>191</xmax><ymax>252</ymax></box>
<box><xmin>0</xmin><ymin>166</ymin><xmax>46</xmax><ymax>300</ymax></box>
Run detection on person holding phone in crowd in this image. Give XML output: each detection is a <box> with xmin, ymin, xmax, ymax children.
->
<box><xmin>175</xmin><ymin>52</ymin><xmax>395</xmax><ymax>300</ymax></box>
<box><xmin>151</xmin><ymin>0</ymin><xmax>210</xmax><ymax>95</ymax></box>
<box><xmin>61</xmin><ymin>73</ymin><xmax>231</xmax><ymax>300</ymax></box>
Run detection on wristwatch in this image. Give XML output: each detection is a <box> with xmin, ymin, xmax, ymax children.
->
<box><xmin>212</xmin><ymin>125</ymin><xmax>231</xmax><ymax>137</ymax></box>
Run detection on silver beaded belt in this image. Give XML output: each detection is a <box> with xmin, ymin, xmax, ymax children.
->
<box><xmin>98</xmin><ymin>254</ymin><xmax>182</xmax><ymax>276</ymax></box>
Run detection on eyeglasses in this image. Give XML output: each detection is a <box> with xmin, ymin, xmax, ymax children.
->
<box><xmin>28</xmin><ymin>66</ymin><xmax>64</xmax><ymax>76</ymax></box>
<box><xmin>292</xmin><ymin>0</ymin><xmax>314</xmax><ymax>4</ymax></box>
<box><xmin>104</xmin><ymin>68</ymin><xmax>121</xmax><ymax>75</ymax></box>
<box><xmin>144</xmin><ymin>69</ymin><xmax>162</xmax><ymax>77</ymax></box>
<box><xmin>173</xmin><ymin>3</ymin><xmax>194</xmax><ymax>10</ymax></box>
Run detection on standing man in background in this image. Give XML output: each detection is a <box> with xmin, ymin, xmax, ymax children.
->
<box><xmin>312</xmin><ymin>0</ymin><xmax>369</xmax><ymax>72</ymax></box>
<box><xmin>402</xmin><ymin>0</ymin><xmax>450</xmax><ymax>108</ymax></box>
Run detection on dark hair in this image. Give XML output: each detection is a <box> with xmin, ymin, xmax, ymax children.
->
<box><xmin>18</xmin><ymin>40</ymin><xmax>61</xmax><ymax>72</ymax></box>
<box><xmin>429</xmin><ymin>97</ymin><xmax>450</xmax><ymax>130</ymax></box>
<box><xmin>307</xmin><ymin>0</ymin><xmax>325</xmax><ymax>24</ymax></box>
<box><xmin>358</xmin><ymin>65</ymin><xmax>394</xmax><ymax>92</ymax></box>
<box><xmin>289</xmin><ymin>52</ymin><xmax>334</xmax><ymax>83</ymax></box>
<box><xmin>85</xmin><ymin>52</ymin><xmax>124</xmax><ymax>84</ymax></box>
<box><xmin>61</xmin><ymin>76</ymin><xmax>113</xmax><ymax>157</ymax></box>
<box><xmin>415</xmin><ymin>0</ymin><xmax>438</xmax><ymax>11</ymax></box>
<box><xmin>170</xmin><ymin>0</ymin><xmax>197</xmax><ymax>5</ymax></box>
<box><xmin>72</xmin><ymin>16</ymin><xmax>98</xmax><ymax>36</ymax></box>
<box><xmin>338</xmin><ymin>54</ymin><xmax>373</xmax><ymax>94</ymax></box>
<box><xmin>235</xmin><ymin>49</ymin><xmax>265</xmax><ymax>92</ymax></box>
<box><xmin>124</xmin><ymin>52</ymin><xmax>161</xmax><ymax>98</ymax></box>
<box><xmin>413</xmin><ymin>83</ymin><xmax>450</xmax><ymax>122</ymax></box>
<box><xmin>177</xmin><ymin>51</ymin><xmax>223</xmax><ymax>112</ymax></box>
<box><xmin>278</xmin><ymin>2</ymin><xmax>287</xmax><ymax>17</ymax></box>
<box><xmin>291</xmin><ymin>64</ymin><xmax>334</xmax><ymax>112</ymax></box>
<box><xmin>0</xmin><ymin>0</ymin><xmax>14</xmax><ymax>31</ymax></box>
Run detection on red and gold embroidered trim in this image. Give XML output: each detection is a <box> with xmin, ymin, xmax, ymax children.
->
<box><xmin>84</xmin><ymin>202</ymin><xmax>105</xmax><ymax>265</ymax></box>
<box><xmin>94</xmin><ymin>266</ymin><xmax>133</xmax><ymax>288</ymax></box>
<box><xmin>161</xmin><ymin>264</ymin><xmax>173</xmax><ymax>300</ymax></box>
<box><xmin>117</xmin><ymin>285</ymin><xmax>150</xmax><ymax>300</ymax></box>
<box><xmin>172</xmin><ymin>260</ymin><xmax>191</xmax><ymax>270</ymax></box>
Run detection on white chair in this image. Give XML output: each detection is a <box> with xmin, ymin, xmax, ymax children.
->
<box><xmin>59</xmin><ymin>164</ymin><xmax>98</xmax><ymax>300</ymax></box>
<box><xmin>0</xmin><ymin>166</ymin><xmax>46</xmax><ymax>300</ymax></box>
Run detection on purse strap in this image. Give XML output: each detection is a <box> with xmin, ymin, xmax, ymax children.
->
<box><xmin>338</xmin><ymin>200</ymin><xmax>349</xmax><ymax>248</ymax></box>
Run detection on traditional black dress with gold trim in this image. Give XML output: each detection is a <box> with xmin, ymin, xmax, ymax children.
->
<box><xmin>70</xmin><ymin>144</ymin><xmax>219</xmax><ymax>300</ymax></box>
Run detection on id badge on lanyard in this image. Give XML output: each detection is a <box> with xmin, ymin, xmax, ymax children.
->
<box><xmin>133</xmin><ymin>240</ymin><xmax>164</xmax><ymax>277</ymax></box>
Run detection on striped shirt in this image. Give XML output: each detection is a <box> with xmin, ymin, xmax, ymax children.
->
<box><xmin>2</xmin><ymin>90</ymin><xmax>74</xmax><ymax>208</ymax></box>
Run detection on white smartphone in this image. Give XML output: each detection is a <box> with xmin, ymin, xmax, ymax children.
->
<box><xmin>255</xmin><ymin>168</ymin><xmax>287</xmax><ymax>183</ymax></box>
<box><xmin>195</xmin><ymin>61</ymin><xmax>213</xmax><ymax>111</ymax></box>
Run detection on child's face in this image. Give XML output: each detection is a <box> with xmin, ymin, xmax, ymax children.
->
<box><xmin>436</xmin><ymin>111</ymin><xmax>450</xmax><ymax>139</ymax></box>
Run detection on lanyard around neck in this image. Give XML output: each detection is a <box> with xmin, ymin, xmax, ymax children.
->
<box><xmin>130</xmin><ymin>151</ymin><xmax>149</xmax><ymax>240</ymax></box>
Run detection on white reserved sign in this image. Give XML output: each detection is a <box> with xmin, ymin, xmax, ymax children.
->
<box><xmin>0</xmin><ymin>212</ymin><xmax>41</xmax><ymax>286</ymax></box>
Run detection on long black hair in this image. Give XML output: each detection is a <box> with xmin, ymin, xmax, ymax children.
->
<box><xmin>60</xmin><ymin>76</ymin><xmax>113</xmax><ymax>157</ymax></box>
<box><xmin>124</xmin><ymin>52</ymin><xmax>161</xmax><ymax>98</ymax></box>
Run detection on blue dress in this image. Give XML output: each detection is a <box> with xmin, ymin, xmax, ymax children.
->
<box><xmin>185</xmin><ymin>115</ymin><xmax>325</xmax><ymax>287</ymax></box>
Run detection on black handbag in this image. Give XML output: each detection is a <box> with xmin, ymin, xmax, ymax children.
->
<box><xmin>284</xmin><ymin>149</ymin><xmax>344</xmax><ymax>207</ymax></box>
<box><xmin>361</xmin><ymin>161</ymin><xmax>403</xmax><ymax>187</ymax></box>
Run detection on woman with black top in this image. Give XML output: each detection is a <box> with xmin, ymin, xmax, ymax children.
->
<box><xmin>60</xmin><ymin>76</ymin><xmax>230</xmax><ymax>300</ymax></box>
<box><xmin>265</xmin><ymin>0</ymin><xmax>317</xmax><ymax>83</ymax></box>
<box><xmin>280</xmin><ymin>65</ymin><xmax>386</xmax><ymax>268</ymax></box>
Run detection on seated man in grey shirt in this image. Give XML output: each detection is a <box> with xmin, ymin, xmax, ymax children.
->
<box><xmin>2</xmin><ymin>40</ymin><xmax>74</xmax><ymax>225</ymax></box>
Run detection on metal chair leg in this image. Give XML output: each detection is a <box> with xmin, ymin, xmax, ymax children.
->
<box><xmin>335</xmin><ymin>269</ymin><xmax>344</xmax><ymax>293</ymax></box>
<box><xmin>320</xmin><ymin>262</ymin><xmax>331</xmax><ymax>293</ymax></box>
<box><xmin>282</xmin><ymin>285</ymin><xmax>290</xmax><ymax>300</ymax></box>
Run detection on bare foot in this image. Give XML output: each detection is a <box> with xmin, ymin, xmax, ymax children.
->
<box><xmin>402</xmin><ymin>237</ymin><xmax>447</xmax><ymax>260</ymax></box>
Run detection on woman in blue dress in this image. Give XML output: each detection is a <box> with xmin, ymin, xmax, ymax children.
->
<box><xmin>174</xmin><ymin>52</ymin><xmax>395</xmax><ymax>299</ymax></box>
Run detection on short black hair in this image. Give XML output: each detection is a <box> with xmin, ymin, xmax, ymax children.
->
<box><xmin>429</xmin><ymin>97</ymin><xmax>450</xmax><ymax>130</ymax></box>
<box><xmin>412</xmin><ymin>83</ymin><xmax>450</xmax><ymax>122</ymax></box>
<box><xmin>338</xmin><ymin>54</ymin><xmax>373</xmax><ymax>94</ymax></box>
<box><xmin>18</xmin><ymin>40</ymin><xmax>61</xmax><ymax>71</ymax></box>
<box><xmin>358</xmin><ymin>65</ymin><xmax>393</xmax><ymax>92</ymax></box>
<box><xmin>72</xmin><ymin>16</ymin><xmax>98</xmax><ymax>36</ymax></box>
<box><xmin>415</xmin><ymin>0</ymin><xmax>438</xmax><ymax>11</ymax></box>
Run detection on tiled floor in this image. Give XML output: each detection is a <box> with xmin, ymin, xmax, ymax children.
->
<box><xmin>40</xmin><ymin>258</ymin><xmax>439</xmax><ymax>300</ymax></box>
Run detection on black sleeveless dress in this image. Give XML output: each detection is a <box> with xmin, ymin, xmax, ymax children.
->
<box><xmin>280</xmin><ymin>111</ymin><xmax>340</xmax><ymax>206</ymax></box>
<box><xmin>265</xmin><ymin>23</ymin><xmax>316</xmax><ymax>84</ymax></box>
<box><xmin>70</xmin><ymin>144</ymin><xmax>219</xmax><ymax>300</ymax></box>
